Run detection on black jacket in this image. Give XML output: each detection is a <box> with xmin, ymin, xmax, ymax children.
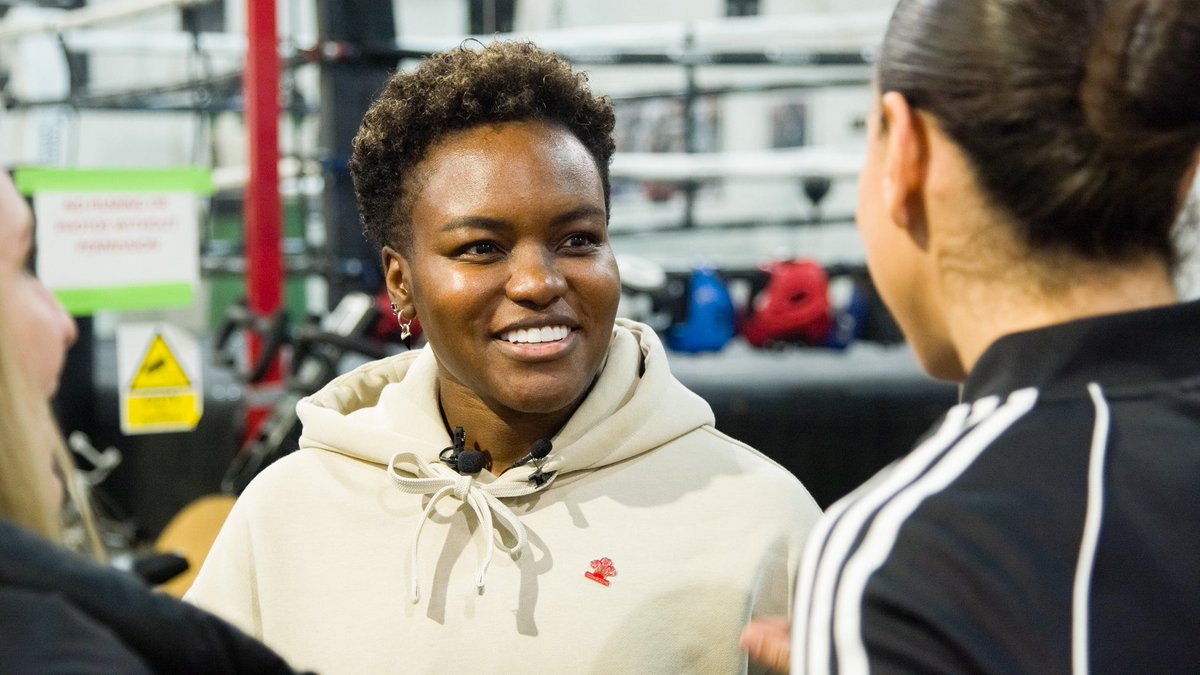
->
<box><xmin>795</xmin><ymin>300</ymin><xmax>1200</xmax><ymax>674</ymax></box>
<box><xmin>0</xmin><ymin>520</ymin><xmax>299</xmax><ymax>674</ymax></box>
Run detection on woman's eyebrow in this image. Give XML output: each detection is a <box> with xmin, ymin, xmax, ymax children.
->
<box><xmin>439</xmin><ymin>215</ymin><xmax>510</xmax><ymax>234</ymax></box>
<box><xmin>550</xmin><ymin>205</ymin><xmax>606</xmax><ymax>227</ymax></box>
<box><xmin>438</xmin><ymin>204</ymin><xmax>605</xmax><ymax>234</ymax></box>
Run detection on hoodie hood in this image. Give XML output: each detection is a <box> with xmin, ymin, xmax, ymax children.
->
<box><xmin>296</xmin><ymin>318</ymin><xmax>713</xmax><ymax>483</ymax></box>
<box><xmin>294</xmin><ymin>319</ymin><xmax>714</xmax><ymax>602</ymax></box>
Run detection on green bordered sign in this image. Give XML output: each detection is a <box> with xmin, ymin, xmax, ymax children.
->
<box><xmin>14</xmin><ymin>168</ymin><xmax>212</xmax><ymax>316</ymax></box>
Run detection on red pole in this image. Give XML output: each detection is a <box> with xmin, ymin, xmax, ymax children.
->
<box><xmin>245</xmin><ymin>0</ymin><xmax>282</xmax><ymax>325</ymax></box>
<box><xmin>243</xmin><ymin>0</ymin><xmax>282</xmax><ymax>433</ymax></box>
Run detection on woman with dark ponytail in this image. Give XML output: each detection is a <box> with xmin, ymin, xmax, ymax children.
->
<box><xmin>742</xmin><ymin>0</ymin><xmax>1200</xmax><ymax>672</ymax></box>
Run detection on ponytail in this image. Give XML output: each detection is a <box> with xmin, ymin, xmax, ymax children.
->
<box><xmin>879</xmin><ymin>0</ymin><xmax>1200</xmax><ymax>269</ymax></box>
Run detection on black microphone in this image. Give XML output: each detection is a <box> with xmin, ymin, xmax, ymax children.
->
<box><xmin>439</xmin><ymin>426</ymin><xmax>490</xmax><ymax>475</ymax></box>
<box><xmin>529</xmin><ymin>438</ymin><xmax>552</xmax><ymax>461</ymax></box>
<box><xmin>528</xmin><ymin>438</ymin><xmax>553</xmax><ymax>487</ymax></box>
<box><xmin>439</xmin><ymin>426</ymin><xmax>468</xmax><ymax>471</ymax></box>
<box><xmin>509</xmin><ymin>438</ymin><xmax>552</xmax><ymax>470</ymax></box>
<box><xmin>456</xmin><ymin>449</ymin><xmax>488</xmax><ymax>474</ymax></box>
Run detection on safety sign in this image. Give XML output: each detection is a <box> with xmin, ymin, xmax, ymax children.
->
<box><xmin>14</xmin><ymin>168</ymin><xmax>211</xmax><ymax>316</ymax></box>
<box><xmin>118</xmin><ymin>323</ymin><xmax>203</xmax><ymax>435</ymax></box>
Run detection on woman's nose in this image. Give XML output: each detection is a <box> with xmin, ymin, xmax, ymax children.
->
<box><xmin>60</xmin><ymin>303</ymin><xmax>78</xmax><ymax>348</ymax></box>
<box><xmin>506</xmin><ymin>247</ymin><xmax>567</xmax><ymax>307</ymax></box>
<box><xmin>40</xmin><ymin>280</ymin><xmax>77</xmax><ymax>348</ymax></box>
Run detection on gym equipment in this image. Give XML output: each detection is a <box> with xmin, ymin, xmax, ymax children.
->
<box><xmin>218</xmin><ymin>291</ymin><xmax>398</xmax><ymax>494</ymax></box>
<box><xmin>152</xmin><ymin>494</ymin><xmax>236</xmax><ymax>598</ymax></box>
<box><xmin>742</xmin><ymin>259</ymin><xmax>833</xmax><ymax>348</ymax></box>
<box><xmin>824</xmin><ymin>275</ymin><xmax>869</xmax><ymax>350</ymax></box>
<box><xmin>66</xmin><ymin>431</ymin><xmax>193</xmax><ymax>588</ymax></box>
<box><xmin>666</xmin><ymin>266</ymin><xmax>737</xmax><ymax>353</ymax></box>
<box><xmin>615</xmin><ymin>254</ymin><xmax>687</xmax><ymax>333</ymax></box>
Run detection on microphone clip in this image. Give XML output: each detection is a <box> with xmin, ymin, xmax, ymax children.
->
<box><xmin>439</xmin><ymin>426</ymin><xmax>488</xmax><ymax>475</ymax></box>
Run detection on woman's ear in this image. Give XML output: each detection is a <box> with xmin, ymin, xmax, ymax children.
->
<box><xmin>880</xmin><ymin>91</ymin><xmax>930</xmax><ymax>239</ymax></box>
<box><xmin>382</xmin><ymin>246</ymin><xmax>414</xmax><ymax>317</ymax></box>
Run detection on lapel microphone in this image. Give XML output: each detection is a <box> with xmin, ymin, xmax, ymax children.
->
<box><xmin>439</xmin><ymin>426</ymin><xmax>488</xmax><ymax>475</ymax></box>
<box><xmin>527</xmin><ymin>438</ymin><xmax>553</xmax><ymax>486</ymax></box>
<box><xmin>440</xmin><ymin>428</ymin><xmax>551</xmax><ymax>482</ymax></box>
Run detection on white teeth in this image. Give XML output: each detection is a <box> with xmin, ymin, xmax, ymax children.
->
<box><xmin>501</xmin><ymin>325</ymin><xmax>570</xmax><ymax>344</ymax></box>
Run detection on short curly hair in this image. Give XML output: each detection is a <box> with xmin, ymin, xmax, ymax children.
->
<box><xmin>350</xmin><ymin>41</ymin><xmax>616</xmax><ymax>255</ymax></box>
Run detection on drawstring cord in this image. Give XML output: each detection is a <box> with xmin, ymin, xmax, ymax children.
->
<box><xmin>388</xmin><ymin>452</ymin><xmax>551</xmax><ymax>603</ymax></box>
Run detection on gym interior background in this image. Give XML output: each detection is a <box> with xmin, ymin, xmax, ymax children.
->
<box><xmin>4</xmin><ymin>0</ymin><xmax>1195</xmax><ymax>553</ymax></box>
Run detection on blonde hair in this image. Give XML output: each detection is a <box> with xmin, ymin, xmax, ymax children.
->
<box><xmin>0</xmin><ymin>282</ymin><xmax>103</xmax><ymax>557</ymax></box>
<box><xmin>0</xmin><ymin>303</ymin><xmax>62</xmax><ymax>538</ymax></box>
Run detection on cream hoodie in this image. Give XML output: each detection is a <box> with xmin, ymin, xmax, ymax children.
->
<box><xmin>188</xmin><ymin>320</ymin><xmax>821</xmax><ymax>674</ymax></box>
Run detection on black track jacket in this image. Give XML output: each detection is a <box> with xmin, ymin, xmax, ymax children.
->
<box><xmin>794</xmin><ymin>300</ymin><xmax>1200</xmax><ymax>674</ymax></box>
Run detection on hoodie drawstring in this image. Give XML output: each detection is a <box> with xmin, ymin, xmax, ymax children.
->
<box><xmin>388</xmin><ymin>452</ymin><xmax>538</xmax><ymax>603</ymax></box>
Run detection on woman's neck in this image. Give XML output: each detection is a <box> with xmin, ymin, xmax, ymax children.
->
<box><xmin>436</xmin><ymin>381</ymin><xmax>576</xmax><ymax>475</ymax></box>
<box><xmin>944</xmin><ymin>255</ymin><xmax>1178</xmax><ymax>376</ymax></box>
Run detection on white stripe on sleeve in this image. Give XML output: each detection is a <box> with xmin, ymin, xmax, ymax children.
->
<box><xmin>796</xmin><ymin>401</ymin><xmax>976</xmax><ymax>675</ymax></box>
<box><xmin>830</xmin><ymin>387</ymin><xmax>1039</xmax><ymax>675</ymax></box>
<box><xmin>1072</xmin><ymin>383</ymin><xmax>1110</xmax><ymax>675</ymax></box>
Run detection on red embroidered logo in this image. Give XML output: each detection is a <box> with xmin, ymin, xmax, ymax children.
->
<box><xmin>585</xmin><ymin>557</ymin><xmax>617</xmax><ymax>587</ymax></box>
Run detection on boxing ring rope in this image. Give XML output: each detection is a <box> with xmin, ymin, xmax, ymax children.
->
<box><xmin>0</xmin><ymin>0</ymin><xmax>210</xmax><ymax>40</ymax></box>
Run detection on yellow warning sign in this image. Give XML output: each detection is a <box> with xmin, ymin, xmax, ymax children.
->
<box><xmin>131</xmin><ymin>335</ymin><xmax>192</xmax><ymax>390</ymax></box>
<box><xmin>120</xmin><ymin>329</ymin><xmax>202</xmax><ymax>434</ymax></box>
<box><xmin>127</xmin><ymin>392</ymin><xmax>202</xmax><ymax>428</ymax></box>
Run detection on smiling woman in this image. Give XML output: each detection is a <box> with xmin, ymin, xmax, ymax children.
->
<box><xmin>186</xmin><ymin>41</ymin><xmax>822</xmax><ymax>675</ymax></box>
<box><xmin>389</xmin><ymin>120</ymin><xmax>620</xmax><ymax>452</ymax></box>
